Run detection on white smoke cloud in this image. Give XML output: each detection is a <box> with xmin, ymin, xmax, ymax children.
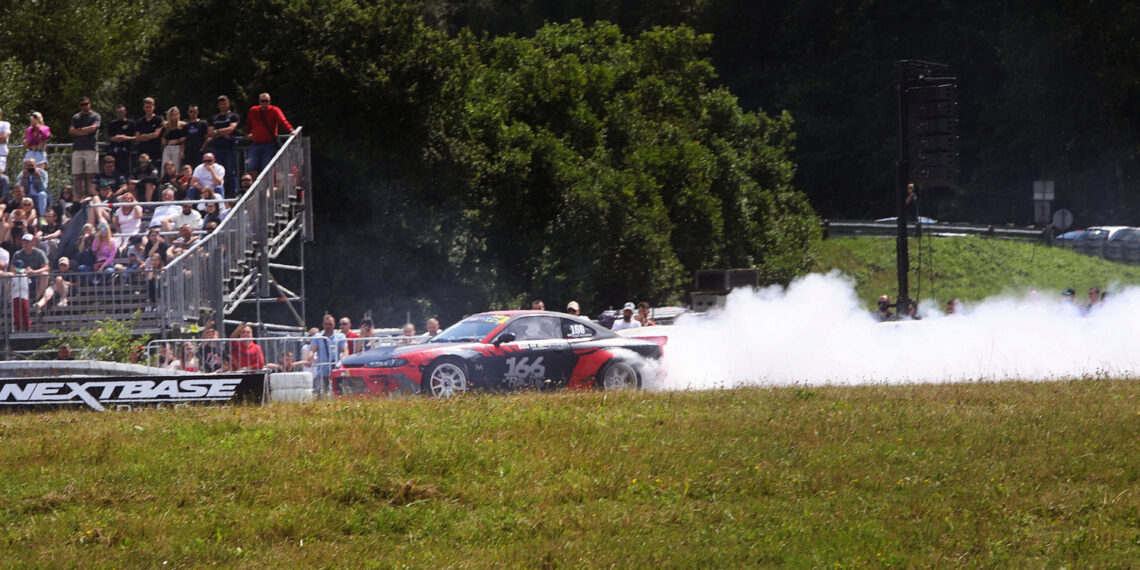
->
<box><xmin>648</xmin><ymin>271</ymin><xmax>1140</xmax><ymax>389</ymax></box>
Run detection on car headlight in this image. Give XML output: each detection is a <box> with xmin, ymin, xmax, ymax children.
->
<box><xmin>366</xmin><ymin>358</ymin><xmax>408</xmax><ymax>368</ymax></box>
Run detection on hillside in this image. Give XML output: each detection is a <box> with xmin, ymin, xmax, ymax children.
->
<box><xmin>811</xmin><ymin>236</ymin><xmax>1140</xmax><ymax>308</ymax></box>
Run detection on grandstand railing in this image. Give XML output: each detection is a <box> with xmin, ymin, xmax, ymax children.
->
<box><xmin>0</xmin><ymin>132</ymin><xmax>310</xmax><ymax>349</ymax></box>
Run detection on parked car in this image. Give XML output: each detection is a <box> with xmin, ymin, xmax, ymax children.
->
<box><xmin>331</xmin><ymin>311</ymin><xmax>664</xmax><ymax>398</ymax></box>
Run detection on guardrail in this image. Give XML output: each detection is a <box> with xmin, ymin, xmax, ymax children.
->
<box><xmin>821</xmin><ymin>219</ymin><xmax>1051</xmax><ymax>242</ymax></box>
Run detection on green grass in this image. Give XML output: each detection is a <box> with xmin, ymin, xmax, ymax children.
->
<box><xmin>814</xmin><ymin>235</ymin><xmax>1140</xmax><ymax>308</ymax></box>
<box><xmin>4</xmin><ymin>385</ymin><xmax>1140</xmax><ymax>567</ymax></box>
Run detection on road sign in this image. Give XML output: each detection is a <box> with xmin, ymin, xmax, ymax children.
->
<box><xmin>1052</xmin><ymin>209</ymin><xmax>1073</xmax><ymax>231</ymax></box>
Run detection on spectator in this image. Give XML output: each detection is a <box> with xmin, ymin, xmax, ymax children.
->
<box><xmin>33</xmin><ymin>256</ymin><xmax>73</xmax><ymax>311</ymax></box>
<box><xmin>160</xmin><ymin>106</ymin><xmax>186</xmax><ymax>169</ymax></box>
<box><xmin>183</xmin><ymin>104</ymin><xmax>208</xmax><ymax>168</ymax></box>
<box><xmin>105</xmin><ymin>104</ymin><xmax>136</xmax><ymax>177</ymax></box>
<box><xmin>189</xmin><ymin>153</ymin><xmax>225</xmax><ymax>200</ymax></box>
<box><xmin>75</xmin><ymin>234</ymin><xmax>97</xmax><ymax>282</ymax></box>
<box><xmin>9</xmin><ymin>259</ymin><xmax>31</xmax><ymax>330</ymax></box>
<box><xmin>112</xmin><ymin>191</ymin><xmax>143</xmax><ymax>246</ymax></box>
<box><xmin>245</xmin><ymin>92</ymin><xmax>296</xmax><ymax>175</ymax></box>
<box><xmin>134</xmin><ymin>97</ymin><xmax>163</xmax><ymax>166</ymax></box>
<box><xmin>399</xmin><ymin>322</ymin><xmax>418</xmax><ymax>344</ymax></box>
<box><xmin>92</xmin><ymin>155</ymin><xmax>129</xmax><ymax>200</ymax></box>
<box><xmin>237</xmin><ymin>172</ymin><xmax>254</xmax><ymax>195</ymax></box>
<box><xmin>611</xmin><ymin>302</ymin><xmax>641</xmax><ymax>331</ymax></box>
<box><xmin>57</xmin><ymin>344</ymin><xmax>74</xmax><ymax>361</ymax></box>
<box><xmin>37</xmin><ymin>209</ymin><xmax>63</xmax><ymax>259</ymax></box>
<box><xmin>17</xmin><ymin>158</ymin><xmax>49</xmax><ymax>216</ymax></box>
<box><xmin>13</xmin><ymin>233</ymin><xmax>49</xmax><ymax>310</ymax></box>
<box><xmin>426</xmin><ymin>317</ymin><xmax>441</xmax><ymax>337</ymax></box>
<box><xmin>0</xmin><ymin>107</ymin><xmax>9</xmax><ymax>174</ymax></box>
<box><xmin>24</xmin><ymin>111</ymin><xmax>51</xmax><ymax>169</ymax></box>
<box><xmin>565</xmin><ymin>301</ymin><xmax>580</xmax><ymax>316</ymax></box>
<box><xmin>91</xmin><ymin>222</ymin><xmax>118</xmax><ymax>278</ymax></box>
<box><xmin>54</xmin><ymin>184</ymin><xmax>80</xmax><ymax>222</ymax></box>
<box><xmin>130</xmin><ymin>153</ymin><xmax>159</xmax><ymax>204</ymax></box>
<box><xmin>84</xmin><ymin>178</ymin><xmax>117</xmax><ymax>227</ymax></box>
<box><xmin>945</xmin><ymin>298</ymin><xmax>959</xmax><ymax>315</ymax></box>
<box><xmin>4</xmin><ymin>183</ymin><xmax>24</xmax><ymax>214</ymax></box>
<box><xmin>1</xmin><ymin>202</ymin><xmax>30</xmax><ymax>253</ymax></box>
<box><xmin>68</xmin><ymin>96</ymin><xmax>101</xmax><ymax>198</ymax></box>
<box><xmin>143</xmin><ymin>252</ymin><xmax>164</xmax><ymax>306</ymax></box>
<box><xmin>177</xmin><ymin>342</ymin><xmax>200</xmax><ymax>372</ymax></box>
<box><xmin>161</xmin><ymin>202</ymin><xmax>203</xmax><ymax>232</ymax></box>
<box><xmin>531</xmin><ymin>299</ymin><xmax>545</xmax><ymax>310</ymax></box>
<box><xmin>356</xmin><ymin>317</ymin><xmax>377</xmax><ymax>352</ymax></box>
<box><xmin>148</xmin><ymin>187</ymin><xmax>180</xmax><ymax>229</ymax></box>
<box><xmin>18</xmin><ymin>197</ymin><xmax>38</xmax><ymax>232</ymax></box>
<box><xmin>207</xmin><ymin>95</ymin><xmax>241</xmax><ymax>197</ymax></box>
<box><xmin>339</xmin><ymin>316</ymin><xmax>360</xmax><ymax>353</ymax></box>
<box><xmin>199</xmin><ymin>196</ymin><xmax>226</xmax><ymax>229</ymax></box>
<box><xmin>267</xmin><ymin>349</ymin><xmax>304</xmax><ymax>372</ymax></box>
<box><xmin>1084</xmin><ymin>286</ymin><xmax>1102</xmax><ymax>315</ymax></box>
<box><xmin>159</xmin><ymin>160</ymin><xmax>180</xmax><ymax>195</ymax></box>
<box><xmin>143</xmin><ymin>227</ymin><xmax>169</xmax><ymax>263</ymax></box>
<box><xmin>874</xmin><ymin>295</ymin><xmax>895</xmax><ymax>322</ymax></box>
<box><xmin>170</xmin><ymin>224</ymin><xmax>199</xmax><ymax>251</ymax></box>
<box><xmin>308</xmin><ymin>314</ymin><xmax>347</xmax><ymax>393</ymax></box>
<box><xmin>199</xmin><ymin>323</ymin><xmax>224</xmax><ymax>372</ymax></box>
<box><xmin>635</xmin><ymin>301</ymin><xmax>657</xmax><ymax>327</ymax></box>
<box><xmin>1062</xmin><ymin>288</ymin><xmax>1076</xmax><ymax>304</ymax></box>
<box><xmin>174</xmin><ymin>164</ymin><xmax>195</xmax><ymax>198</ymax></box>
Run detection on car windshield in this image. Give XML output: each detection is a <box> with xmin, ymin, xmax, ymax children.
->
<box><xmin>430</xmin><ymin>314</ymin><xmax>510</xmax><ymax>343</ymax></box>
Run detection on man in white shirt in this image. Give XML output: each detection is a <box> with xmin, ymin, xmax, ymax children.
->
<box><xmin>611</xmin><ymin>302</ymin><xmax>642</xmax><ymax>331</ymax></box>
<box><xmin>189</xmin><ymin>153</ymin><xmax>225</xmax><ymax>200</ymax></box>
<box><xmin>149</xmin><ymin>187</ymin><xmax>181</xmax><ymax>228</ymax></box>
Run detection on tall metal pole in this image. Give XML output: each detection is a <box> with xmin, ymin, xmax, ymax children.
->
<box><xmin>895</xmin><ymin>63</ymin><xmax>911</xmax><ymax>306</ymax></box>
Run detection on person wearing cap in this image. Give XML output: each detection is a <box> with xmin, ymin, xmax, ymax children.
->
<box><xmin>68</xmin><ymin>96</ymin><xmax>101</xmax><ymax>198</ymax></box>
<box><xmin>611</xmin><ymin>302</ymin><xmax>642</xmax><ymax>331</ymax></box>
<box><xmin>566</xmin><ymin>301</ymin><xmax>581</xmax><ymax>316</ymax></box>
<box><xmin>33</xmin><ymin>256</ymin><xmax>73</xmax><ymax>312</ymax></box>
<box><xmin>9</xmin><ymin>258</ymin><xmax>31</xmax><ymax>331</ymax></box>
<box><xmin>106</xmin><ymin>103</ymin><xmax>136</xmax><ymax>177</ymax></box>
<box><xmin>13</xmin><ymin>233</ymin><xmax>48</xmax><ymax>295</ymax></box>
<box><xmin>1061</xmin><ymin>288</ymin><xmax>1076</xmax><ymax>303</ymax></box>
<box><xmin>130</xmin><ymin>152</ymin><xmax>160</xmax><ymax>203</ymax></box>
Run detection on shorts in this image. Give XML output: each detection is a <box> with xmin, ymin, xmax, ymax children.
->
<box><xmin>24</xmin><ymin>149</ymin><xmax>47</xmax><ymax>166</ymax></box>
<box><xmin>71</xmin><ymin>150</ymin><xmax>99</xmax><ymax>175</ymax></box>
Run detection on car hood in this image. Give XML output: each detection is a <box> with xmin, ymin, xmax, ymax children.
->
<box><xmin>339</xmin><ymin>341</ymin><xmax>476</xmax><ymax>368</ymax></box>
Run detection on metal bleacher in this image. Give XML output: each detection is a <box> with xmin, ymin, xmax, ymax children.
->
<box><xmin>0</xmin><ymin>132</ymin><xmax>312</xmax><ymax>355</ymax></box>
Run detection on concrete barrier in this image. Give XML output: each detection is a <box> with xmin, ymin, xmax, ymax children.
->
<box><xmin>267</xmin><ymin>371</ymin><xmax>315</xmax><ymax>403</ymax></box>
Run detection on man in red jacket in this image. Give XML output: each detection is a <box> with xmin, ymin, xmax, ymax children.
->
<box><xmin>245</xmin><ymin>92</ymin><xmax>297</xmax><ymax>175</ymax></box>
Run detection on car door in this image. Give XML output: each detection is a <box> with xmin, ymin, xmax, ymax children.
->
<box><xmin>484</xmin><ymin>315</ymin><xmax>573</xmax><ymax>390</ymax></box>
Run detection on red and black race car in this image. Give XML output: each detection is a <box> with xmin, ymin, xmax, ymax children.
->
<box><xmin>331</xmin><ymin>311</ymin><xmax>665</xmax><ymax>398</ymax></box>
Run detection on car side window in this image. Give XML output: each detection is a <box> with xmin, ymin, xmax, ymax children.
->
<box><xmin>501</xmin><ymin>316</ymin><xmax>561</xmax><ymax>341</ymax></box>
<box><xmin>562</xmin><ymin>318</ymin><xmax>595</xmax><ymax>339</ymax></box>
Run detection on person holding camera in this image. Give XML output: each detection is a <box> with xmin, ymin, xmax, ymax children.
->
<box><xmin>16</xmin><ymin>158</ymin><xmax>49</xmax><ymax>217</ymax></box>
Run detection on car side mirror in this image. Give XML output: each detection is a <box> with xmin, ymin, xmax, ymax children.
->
<box><xmin>494</xmin><ymin>332</ymin><xmax>516</xmax><ymax>346</ymax></box>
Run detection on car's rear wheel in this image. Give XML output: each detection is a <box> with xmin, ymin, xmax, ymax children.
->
<box><xmin>423</xmin><ymin>359</ymin><xmax>469</xmax><ymax>398</ymax></box>
<box><xmin>597</xmin><ymin>360</ymin><xmax>641</xmax><ymax>391</ymax></box>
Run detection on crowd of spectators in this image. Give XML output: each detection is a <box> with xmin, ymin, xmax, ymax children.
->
<box><xmin>0</xmin><ymin>94</ymin><xmax>297</xmax><ymax>327</ymax></box>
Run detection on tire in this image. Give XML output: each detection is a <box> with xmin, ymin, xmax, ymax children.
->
<box><xmin>423</xmin><ymin>359</ymin><xmax>469</xmax><ymax>398</ymax></box>
<box><xmin>597</xmin><ymin>359</ymin><xmax>641</xmax><ymax>391</ymax></box>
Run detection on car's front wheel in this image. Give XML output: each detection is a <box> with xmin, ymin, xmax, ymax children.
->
<box><xmin>597</xmin><ymin>360</ymin><xmax>641</xmax><ymax>391</ymax></box>
<box><xmin>423</xmin><ymin>359</ymin><xmax>469</xmax><ymax>397</ymax></box>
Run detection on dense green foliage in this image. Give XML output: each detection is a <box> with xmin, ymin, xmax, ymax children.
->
<box><xmin>6</xmin><ymin>0</ymin><xmax>1138</xmax><ymax>325</ymax></box>
<box><xmin>814</xmin><ymin>236</ymin><xmax>1140</xmax><ymax>308</ymax></box>
<box><xmin>4</xmin><ymin>384</ymin><xmax>1140</xmax><ymax>565</ymax></box>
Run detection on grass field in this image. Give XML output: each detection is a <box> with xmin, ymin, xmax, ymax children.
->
<box><xmin>4</xmin><ymin>384</ymin><xmax>1140</xmax><ymax>567</ymax></box>
<box><xmin>813</xmin><ymin>235</ymin><xmax>1140</xmax><ymax>307</ymax></box>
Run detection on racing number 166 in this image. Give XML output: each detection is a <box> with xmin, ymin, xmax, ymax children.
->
<box><xmin>506</xmin><ymin>356</ymin><xmax>545</xmax><ymax>379</ymax></box>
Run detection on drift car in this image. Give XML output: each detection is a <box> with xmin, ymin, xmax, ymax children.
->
<box><xmin>332</xmin><ymin>311</ymin><xmax>664</xmax><ymax>398</ymax></box>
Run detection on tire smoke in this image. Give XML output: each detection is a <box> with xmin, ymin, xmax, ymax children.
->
<box><xmin>652</xmin><ymin>271</ymin><xmax>1140</xmax><ymax>389</ymax></box>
